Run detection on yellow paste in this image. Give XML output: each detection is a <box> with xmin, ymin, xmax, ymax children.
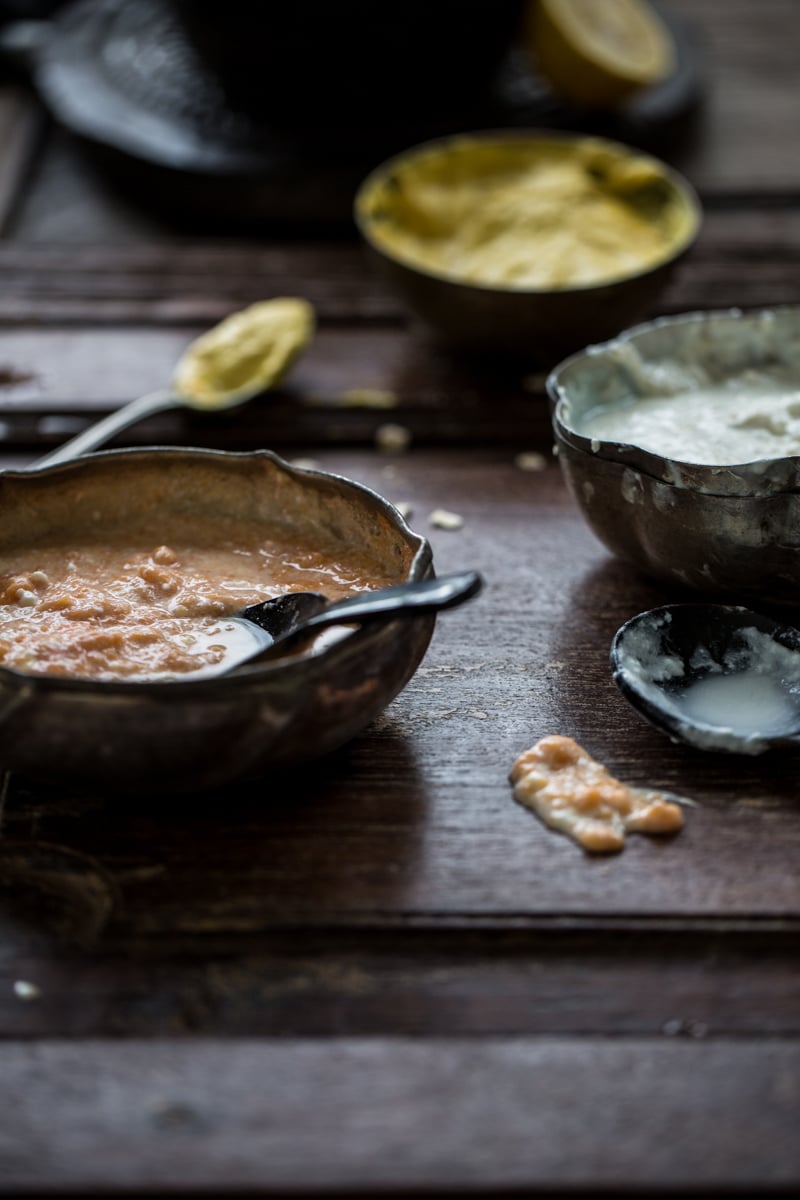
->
<box><xmin>173</xmin><ymin>298</ymin><xmax>315</xmax><ymax>408</ymax></box>
<box><xmin>359</xmin><ymin>136</ymin><xmax>695</xmax><ymax>290</ymax></box>
<box><xmin>510</xmin><ymin>734</ymin><xmax>683</xmax><ymax>853</ymax></box>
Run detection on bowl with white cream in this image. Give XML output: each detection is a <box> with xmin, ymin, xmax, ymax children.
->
<box><xmin>548</xmin><ymin>306</ymin><xmax>800</xmax><ymax>602</ymax></box>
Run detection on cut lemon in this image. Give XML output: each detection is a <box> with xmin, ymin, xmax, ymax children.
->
<box><xmin>526</xmin><ymin>0</ymin><xmax>676</xmax><ymax>109</ymax></box>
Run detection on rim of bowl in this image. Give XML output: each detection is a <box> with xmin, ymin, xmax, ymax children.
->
<box><xmin>548</xmin><ymin>304</ymin><xmax>800</xmax><ymax>493</ymax></box>
<box><xmin>0</xmin><ymin>445</ymin><xmax>433</xmax><ymax>695</ymax></box>
<box><xmin>354</xmin><ymin>128</ymin><xmax>702</xmax><ymax>298</ymax></box>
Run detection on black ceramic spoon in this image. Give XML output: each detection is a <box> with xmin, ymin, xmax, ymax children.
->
<box><xmin>188</xmin><ymin>570</ymin><xmax>483</xmax><ymax>679</ymax></box>
<box><xmin>610</xmin><ymin>604</ymin><xmax>800</xmax><ymax>754</ymax></box>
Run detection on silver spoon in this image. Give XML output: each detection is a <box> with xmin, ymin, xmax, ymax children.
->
<box><xmin>36</xmin><ymin>387</ymin><xmax>209</xmax><ymax>467</ymax></box>
<box><xmin>36</xmin><ymin>299</ymin><xmax>314</xmax><ymax>468</ymax></box>
<box><xmin>610</xmin><ymin>604</ymin><xmax>800</xmax><ymax>754</ymax></box>
<box><xmin>180</xmin><ymin>570</ymin><xmax>483</xmax><ymax>680</ymax></box>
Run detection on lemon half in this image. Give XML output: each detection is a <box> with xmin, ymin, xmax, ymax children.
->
<box><xmin>527</xmin><ymin>0</ymin><xmax>676</xmax><ymax>110</ymax></box>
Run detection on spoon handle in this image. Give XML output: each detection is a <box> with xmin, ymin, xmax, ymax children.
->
<box><xmin>35</xmin><ymin>389</ymin><xmax>181</xmax><ymax>468</ymax></box>
<box><xmin>302</xmin><ymin>570</ymin><xmax>483</xmax><ymax>634</ymax></box>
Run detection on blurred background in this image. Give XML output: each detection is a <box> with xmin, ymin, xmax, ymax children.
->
<box><xmin>0</xmin><ymin>0</ymin><xmax>714</xmax><ymax>233</ymax></box>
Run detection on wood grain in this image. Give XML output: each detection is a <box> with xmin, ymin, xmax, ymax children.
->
<box><xmin>1</xmin><ymin>1038</ymin><xmax>798</xmax><ymax>1191</ymax></box>
<box><xmin>0</xmin><ymin>3</ymin><xmax>798</xmax><ymax>1192</ymax></box>
<box><xmin>0</xmin><ymin>203</ymin><xmax>798</xmax><ymax>328</ymax></box>
<box><xmin>0</xmin><ymin>451</ymin><xmax>798</xmax><ymax>930</ymax></box>
<box><xmin>668</xmin><ymin>0</ymin><xmax>800</xmax><ymax>193</ymax></box>
<box><xmin>4</xmin><ymin>0</ymin><xmax>800</xmax><ymax>254</ymax></box>
<box><xmin>0</xmin><ymin>926</ymin><xmax>797</xmax><ymax>1038</ymax></box>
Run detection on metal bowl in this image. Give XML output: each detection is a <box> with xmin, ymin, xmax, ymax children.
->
<box><xmin>354</xmin><ymin>130</ymin><xmax>701</xmax><ymax>361</ymax></box>
<box><xmin>0</xmin><ymin>448</ymin><xmax>433</xmax><ymax>794</ymax></box>
<box><xmin>548</xmin><ymin>306</ymin><xmax>800</xmax><ymax>603</ymax></box>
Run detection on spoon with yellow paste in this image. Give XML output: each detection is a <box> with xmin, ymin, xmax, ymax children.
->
<box><xmin>37</xmin><ymin>298</ymin><xmax>315</xmax><ymax>468</ymax></box>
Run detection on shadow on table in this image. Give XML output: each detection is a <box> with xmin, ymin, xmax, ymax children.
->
<box><xmin>0</xmin><ymin>719</ymin><xmax>430</xmax><ymax>949</ymax></box>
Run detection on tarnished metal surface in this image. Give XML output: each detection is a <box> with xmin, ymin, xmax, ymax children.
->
<box><xmin>549</xmin><ymin>307</ymin><xmax>800</xmax><ymax>602</ymax></box>
<box><xmin>0</xmin><ymin>448</ymin><xmax>434</xmax><ymax>792</ymax></box>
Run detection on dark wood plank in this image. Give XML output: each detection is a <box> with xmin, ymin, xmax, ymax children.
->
<box><xmin>668</xmin><ymin>0</ymin><xmax>800</xmax><ymax>194</ymax></box>
<box><xmin>0</xmin><ymin>927</ymin><xmax>797</xmax><ymax>1039</ymax></box>
<box><xmin>0</xmin><ymin>203</ymin><xmax>799</xmax><ymax>451</ymax></box>
<box><xmin>0</xmin><ymin>324</ymin><xmax>554</xmax><ymax>453</ymax></box>
<box><xmin>0</xmin><ymin>204</ymin><xmax>798</xmax><ymax>327</ymax></box>
<box><xmin>0</xmin><ymin>241</ymin><xmax>394</xmax><ymax>323</ymax></box>
<box><xmin>1</xmin><ymin>1038</ymin><xmax>798</xmax><ymax>1192</ymax></box>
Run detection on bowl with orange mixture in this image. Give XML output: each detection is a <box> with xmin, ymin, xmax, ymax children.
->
<box><xmin>0</xmin><ymin>447</ymin><xmax>433</xmax><ymax>793</ymax></box>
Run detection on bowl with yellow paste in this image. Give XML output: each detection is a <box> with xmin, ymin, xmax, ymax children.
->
<box><xmin>548</xmin><ymin>305</ymin><xmax>800</xmax><ymax>602</ymax></box>
<box><xmin>355</xmin><ymin>131</ymin><xmax>700</xmax><ymax>360</ymax></box>
<box><xmin>0</xmin><ymin>447</ymin><xmax>434</xmax><ymax>793</ymax></box>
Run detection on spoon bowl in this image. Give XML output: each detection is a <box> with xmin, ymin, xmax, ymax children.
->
<box><xmin>610</xmin><ymin>604</ymin><xmax>800</xmax><ymax>754</ymax></box>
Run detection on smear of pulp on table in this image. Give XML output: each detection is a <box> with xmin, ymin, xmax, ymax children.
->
<box><xmin>510</xmin><ymin>734</ymin><xmax>684</xmax><ymax>853</ymax></box>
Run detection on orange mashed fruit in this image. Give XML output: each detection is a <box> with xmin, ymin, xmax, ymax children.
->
<box><xmin>510</xmin><ymin>735</ymin><xmax>683</xmax><ymax>853</ymax></box>
<box><xmin>0</xmin><ymin>524</ymin><xmax>393</xmax><ymax>683</ymax></box>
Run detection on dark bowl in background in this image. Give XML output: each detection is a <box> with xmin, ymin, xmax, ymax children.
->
<box><xmin>168</xmin><ymin>0</ymin><xmax>524</xmax><ymax>138</ymax></box>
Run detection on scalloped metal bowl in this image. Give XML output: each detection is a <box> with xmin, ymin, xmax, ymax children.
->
<box><xmin>548</xmin><ymin>306</ymin><xmax>800</xmax><ymax>603</ymax></box>
<box><xmin>0</xmin><ymin>448</ymin><xmax>433</xmax><ymax>793</ymax></box>
<box><xmin>355</xmin><ymin>130</ymin><xmax>701</xmax><ymax>360</ymax></box>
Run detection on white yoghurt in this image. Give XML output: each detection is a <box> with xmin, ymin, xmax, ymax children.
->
<box><xmin>678</xmin><ymin>671</ymin><xmax>797</xmax><ymax>736</ymax></box>
<box><xmin>581</xmin><ymin>367</ymin><xmax>800</xmax><ymax>465</ymax></box>
<box><xmin>615</xmin><ymin>615</ymin><xmax>800</xmax><ymax>753</ymax></box>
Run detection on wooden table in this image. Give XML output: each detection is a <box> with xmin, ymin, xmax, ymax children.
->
<box><xmin>0</xmin><ymin>1</ymin><xmax>798</xmax><ymax>1193</ymax></box>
